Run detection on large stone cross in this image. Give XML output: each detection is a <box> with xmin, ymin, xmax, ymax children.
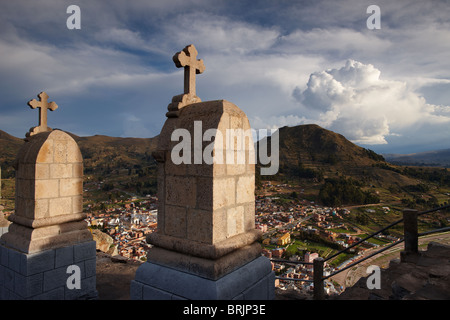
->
<box><xmin>173</xmin><ymin>44</ymin><xmax>205</xmax><ymax>97</ymax></box>
<box><xmin>27</xmin><ymin>91</ymin><xmax>58</xmax><ymax>137</ymax></box>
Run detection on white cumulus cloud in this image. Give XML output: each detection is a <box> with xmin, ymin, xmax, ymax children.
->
<box><xmin>294</xmin><ymin>60</ymin><xmax>450</xmax><ymax>145</ymax></box>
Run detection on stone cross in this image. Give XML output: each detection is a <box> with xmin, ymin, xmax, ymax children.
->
<box><xmin>173</xmin><ymin>44</ymin><xmax>205</xmax><ymax>97</ymax></box>
<box><xmin>27</xmin><ymin>91</ymin><xmax>58</xmax><ymax>137</ymax></box>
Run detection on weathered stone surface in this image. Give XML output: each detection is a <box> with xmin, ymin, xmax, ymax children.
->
<box><xmin>132</xmin><ymin>255</ymin><xmax>274</xmax><ymax>300</ymax></box>
<box><xmin>134</xmin><ymin>45</ymin><xmax>273</xmax><ymax>300</ymax></box>
<box><xmin>147</xmin><ymin>229</ymin><xmax>262</xmax><ymax>261</ymax></box>
<box><xmin>0</xmin><ymin>241</ymin><xmax>97</xmax><ymax>300</ymax></box>
<box><xmin>1</xmin><ymin>129</ymin><xmax>90</xmax><ymax>254</ymax></box>
<box><xmin>153</xmin><ymin>99</ymin><xmax>256</xmax><ymax>251</ymax></box>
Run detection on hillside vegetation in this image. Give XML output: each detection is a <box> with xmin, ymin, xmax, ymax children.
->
<box><xmin>1</xmin><ymin>125</ymin><xmax>450</xmax><ymax>210</ymax></box>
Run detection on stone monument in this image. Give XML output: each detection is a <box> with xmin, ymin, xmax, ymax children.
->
<box><xmin>0</xmin><ymin>92</ymin><xmax>97</xmax><ymax>299</ymax></box>
<box><xmin>131</xmin><ymin>45</ymin><xmax>274</xmax><ymax>300</ymax></box>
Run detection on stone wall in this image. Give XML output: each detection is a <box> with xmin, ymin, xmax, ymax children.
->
<box><xmin>0</xmin><ymin>241</ymin><xmax>96</xmax><ymax>299</ymax></box>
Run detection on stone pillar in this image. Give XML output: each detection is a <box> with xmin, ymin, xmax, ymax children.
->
<box><xmin>401</xmin><ymin>209</ymin><xmax>419</xmax><ymax>263</ymax></box>
<box><xmin>0</xmin><ymin>129</ymin><xmax>97</xmax><ymax>300</ymax></box>
<box><xmin>131</xmin><ymin>45</ymin><xmax>274</xmax><ymax>300</ymax></box>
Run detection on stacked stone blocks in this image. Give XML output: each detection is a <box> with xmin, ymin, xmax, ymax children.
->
<box><xmin>132</xmin><ymin>45</ymin><xmax>274</xmax><ymax>300</ymax></box>
<box><xmin>3</xmin><ymin>130</ymin><xmax>91</xmax><ymax>254</ymax></box>
<box><xmin>0</xmin><ymin>122</ymin><xmax>97</xmax><ymax>300</ymax></box>
<box><xmin>0</xmin><ymin>241</ymin><xmax>96</xmax><ymax>299</ymax></box>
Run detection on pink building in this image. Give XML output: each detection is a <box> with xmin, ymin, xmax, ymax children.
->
<box><xmin>304</xmin><ymin>252</ymin><xmax>319</xmax><ymax>263</ymax></box>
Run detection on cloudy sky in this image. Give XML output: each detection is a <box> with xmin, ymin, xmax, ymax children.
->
<box><xmin>0</xmin><ymin>0</ymin><xmax>449</xmax><ymax>154</ymax></box>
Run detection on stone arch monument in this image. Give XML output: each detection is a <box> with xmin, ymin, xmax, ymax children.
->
<box><xmin>131</xmin><ymin>45</ymin><xmax>274</xmax><ymax>300</ymax></box>
<box><xmin>0</xmin><ymin>92</ymin><xmax>97</xmax><ymax>300</ymax></box>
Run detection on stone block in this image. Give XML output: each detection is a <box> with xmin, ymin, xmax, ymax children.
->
<box><xmin>65</xmin><ymin>275</ymin><xmax>97</xmax><ymax>300</ymax></box>
<box><xmin>72</xmin><ymin>195</ymin><xmax>83</xmax><ymax>214</ymax></box>
<box><xmin>32</xmin><ymin>287</ymin><xmax>64</xmax><ymax>300</ymax></box>
<box><xmin>164</xmin><ymin>205</ymin><xmax>187</xmax><ymax>238</ymax></box>
<box><xmin>243</xmin><ymin>202</ymin><xmax>256</xmax><ymax>231</ymax></box>
<box><xmin>43</xmin><ymin>264</ymin><xmax>80</xmax><ymax>292</ymax></box>
<box><xmin>55</xmin><ymin>246</ymin><xmax>74</xmax><ymax>268</ymax></box>
<box><xmin>16</xmin><ymin>179</ymin><xmax>34</xmax><ymax>200</ymax></box>
<box><xmin>36</xmin><ymin>139</ymin><xmax>54</xmax><ymax>163</ymax></box>
<box><xmin>186</xmin><ymin>208</ymin><xmax>212</xmax><ymax>244</ymax></box>
<box><xmin>0</xmin><ymin>265</ymin><xmax>5</xmax><ymax>287</ymax></box>
<box><xmin>213</xmin><ymin>163</ymin><xmax>226</xmax><ymax>176</ymax></box>
<box><xmin>0</xmin><ymin>245</ymin><xmax>8</xmax><ymax>266</ymax></box>
<box><xmin>165</xmin><ymin>158</ymin><xmax>187</xmax><ymax>176</ymax></box>
<box><xmin>34</xmin><ymin>199</ymin><xmax>50</xmax><ymax>219</ymax></box>
<box><xmin>53</xmin><ymin>140</ymin><xmax>68</xmax><ymax>163</ymax></box>
<box><xmin>196</xmin><ymin>177</ymin><xmax>213</xmax><ymax>210</ymax></box>
<box><xmin>49</xmin><ymin>197</ymin><xmax>72</xmax><ymax>217</ymax></box>
<box><xmin>59</xmin><ymin>178</ymin><xmax>83</xmax><ymax>197</ymax></box>
<box><xmin>74</xmin><ymin>241</ymin><xmax>96</xmax><ymax>263</ymax></box>
<box><xmin>132</xmin><ymin>256</ymin><xmax>274</xmax><ymax>300</ymax></box>
<box><xmin>84</xmin><ymin>258</ymin><xmax>96</xmax><ymax>278</ymax></box>
<box><xmin>226</xmin><ymin>206</ymin><xmax>244</xmax><ymax>238</ymax></box>
<box><xmin>146</xmin><ymin>243</ymin><xmax>262</xmax><ymax>280</ymax></box>
<box><xmin>165</xmin><ymin>175</ymin><xmax>196</xmax><ymax>207</ymax></box>
<box><xmin>212</xmin><ymin>208</ymin><xmax>228</xmax><ymax>243</ymax></box>
<box><xmin>226</xmin><ymin>163</ymin><xmax>246</xmax><ymax>176</ymax></box>
<box><xmin>20</xmin><ymin>249</ymin><xmax>55</xmax><ymax>276</ymax></box>
<box><xmin>14</xmin><ymin>272</ymin><xmax>43</xmax><ymax>298</ymax></box>
<box><xmin>15</xmin><ymin>198</ymin><xmax>36</xmax><ymax>220</ymax></box>
<box><xmin>3</xmin><ymin>267</ymin><xmax>14</xmax><ymax>291</ymax></box>
<box><xmin>0</xmin><ymin>242</ymin><xmax>96</xmax><ymax>300</ymax></box>
<box><xmin>130</xmin><ymin>281</ymin><xmax>143</xmax><ymax>300</ymax></box>
<box><xmin>34</xmin><ymin>179</ymin><xmax>58</xmax><ymax>199</ymax></box>
<box><xmin>66</xmin><ymin>142</ymin><xmax>83</xmax><ymax>163</ymax></box>
<box><xmin>236</xmin><ymin>175</ymin><xmax>255</xmax><ymax>204</ymax></box>
<box><xmin>143</xmin><ymin>284</ymin><xmax>176</xmax><ymax>300</ymax></box>
<box><xmin>242</xmin><ymin>276</ymin><xmax>269</xmax><ymax>300</ymax></box>
<box><xmin>7</xmin><ymin>247</ymin><xmax>22</xmax><ymax>271</ymax></box>
<box><xmin>72</xmin><ymin>163</ymin><xmax>83</xmax><ymax>177</ymax></box>
<box><xmin>213</xmin><ymin>177</ymin><xmax>235</xmax><ymax>210</ymax></box>
<box><xmin>49</xmin><ymin>164</ymin><xmax>73</xmax><ymax>179</ymax></box>
<box><xmin>35</xmin><ymin>164</ymin><xmax>50</xmax><ymax>179</ymax></box>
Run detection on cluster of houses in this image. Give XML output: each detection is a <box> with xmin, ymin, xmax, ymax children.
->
<box><xmin>85</xmin><ymin>197</ymin><xmax>158</xmax><ymax>261</ymax></box>
<box><xmin>82</xmin><ymin>180</ymin><xmax>401</xmax><ymax>295</ymax></box>
<box><xmin>263</xmin><ymin>249</ymin><xmax>343</xmax><ymax>295</ymax></box>
<box><xmin>254</xmin><ymin>182</ymin><xmax>403</xmax><ymax>295</ymax></box>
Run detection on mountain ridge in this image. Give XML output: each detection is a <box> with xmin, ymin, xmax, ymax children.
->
<box><xmin>1</xmin><ymin>125</ymin><xmax>449</xmax><ymax>204</ymax></box>
<box><xmin>257</xmin><ymin>124</ymin><xmax>421</xmax><ymax>189</ymax></box>
<box><xmin>385</xmin><ymin>148</ymin><xmax>450</xmax><ymax>168</ymax></box>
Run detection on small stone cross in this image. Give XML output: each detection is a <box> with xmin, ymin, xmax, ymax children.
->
<box><xmin>27</xmin><ymin>91</ymin><xmax>58</xmax><ymax>137</ymax></box>
<box><xmin>173</xmin><ymin>44</ymin><xmax>205</xmax><ymax>97</ymax></box>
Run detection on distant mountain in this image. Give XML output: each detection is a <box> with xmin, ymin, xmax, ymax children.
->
<box><xmin>385</xmin><ymin>149</ymin><xmax>450</xmax><ymax>168</ymax></box>
<box><xmin>0</xmin><ymin>129</ymin><xmax>158</xmax><ymax>178</ymax></box>
<box><xmin>0</xmin><ymin>125</ymin><xmax>443</xmax><ymax>193</ymax></box>
<box><xmin>69</xmin><ymin>133</ymin><xmax>158</xmax><ymax>175</ymax></box>
<box><xmin>0</xmin><ymin>130</ymin><xmax>25</xmax><ymax>177</ymax></box>
<box><xmin>257</xmin><ymin>124</ymin><xmax>420</xmax><ymax>187</ymax></box>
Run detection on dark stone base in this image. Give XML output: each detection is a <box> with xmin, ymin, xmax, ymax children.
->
<box><xmin>0</xmin><ymin>241</ymin><xmax>97</xmax><ymax>300</ymax></box>
<box><xmin>131</xmin><ymin>255</ymin><xmax>274</xmax><ymax>300</ymax></box>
